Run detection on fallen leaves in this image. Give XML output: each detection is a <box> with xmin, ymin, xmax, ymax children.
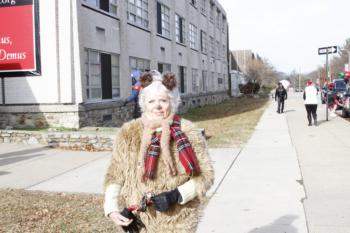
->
<box><xmin>0</xmin><ymin>189</ymin><xmax>119</xmax><ymax>232</ymax></box>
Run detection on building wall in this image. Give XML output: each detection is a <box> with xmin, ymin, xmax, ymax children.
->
<box><xmin>232</xmin><ymin>50</ymin><xmax>254</xmax><ymax>74</ymax></box>
<box><xmin>230</xmin><ymin>70</ymin><xmax>245</xmax><ymax>97</ymax></box>
<box><xmin>0</xmin><ymin>0</ymin><xmax>230</xmax><ymax>129</ymax></box>
<box><xmin>2</xmin><ymin>0</ymin><xmax>80</xmax><ymax>105</ymax></box>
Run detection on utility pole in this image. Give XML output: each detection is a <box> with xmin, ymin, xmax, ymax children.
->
<box><xmin>298</xmin><ymin>67</ymin><xmax>301</xmax><ymax>92</ymax></box>
<box><xmin>326</xmin><ymin>50</ymin><xmax>329</xmax><ymax>120</ymax></box>
<box><xmin>318</xmin><ymin>45</ymin><xmax>337</xmax><ymax>121</ymax></box>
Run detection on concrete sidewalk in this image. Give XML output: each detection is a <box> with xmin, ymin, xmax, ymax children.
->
<box><xmin>285</xmin><ymin>92</ymin><xmax>350</xmax><ymax>233</ymax></box>
<box><xmin>0</xmin><ymin>144</ymin><xmax>240</xmax><ymax>196</ymax></box>
<box><xmin>197</xmin><ymin>97</ymin><xmax>308</xmax><ymax>233</ymax></box>
<box><xmin>2</xmin><ymin>93</ymin><xmax>350</xmax><ymax>232</ymax></box>
<box><xmin>0</xmin><ymin>143</ymin><xmax>110</xmax><ymax>192</ymax></box>
<box><xmin>0</xmin><ymin>96</ymin><xmax>309</xmax><ymax>233</ymax></box>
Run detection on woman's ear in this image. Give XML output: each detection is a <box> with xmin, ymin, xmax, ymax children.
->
<box><xmin>162</xmin><ymin>72</ymin><xmax>177</xmax><ymax>90</ymax></box>
<box><xmin>140</xmin><ymin>72</ymin><xmax>153</xmax><ymax>88</ymax></box>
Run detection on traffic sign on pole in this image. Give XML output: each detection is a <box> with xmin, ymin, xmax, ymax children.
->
<box><xmin>318</xmin><ymin>46</ymin><xmax>337</xmax><ymax>55</ymax></box>
<box><xmin>317</xmin><ymin>45</ymin><xmax>338</xmax><ymax>121</ymax></box>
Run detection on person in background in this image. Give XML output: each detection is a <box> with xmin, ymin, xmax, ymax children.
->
<box><xmin>275</xmin><ymin>82</ymin><xmax>288</xmax><ymax>113</ymax></box>
<box><xmin>124</xmin><ymin>70</ymin><xmax>142</xmax><ymax>119</ymax></box>
<box><xmin>326</xmin><ymin>82</ymin><xmax>338</xmax><ymax>117</ymax></box>
<box><xmin>303</xmin><ymin>80</ymin><xmax>318</xmax><ymax>126</ymax></box>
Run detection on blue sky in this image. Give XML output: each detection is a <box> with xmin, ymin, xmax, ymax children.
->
<box><xmin>219</xmin><ymin>0</ymin><xmax>350</xmax><ymax>74</ymax></box>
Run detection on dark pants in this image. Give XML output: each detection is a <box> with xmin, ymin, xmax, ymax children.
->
<box><xmin>305</xmin><ymin>104</ymin><xmax>317</xmax><ymax>125</ymax></box>
<box><xmin>132</xmin><ymin>103</ymin><xmax>141</xmax><ymax>119</ymax></box>
<box><xmin>277</xmin><ymin>99</ymin><xmax>284</xmax><ymax>113</ymax></box>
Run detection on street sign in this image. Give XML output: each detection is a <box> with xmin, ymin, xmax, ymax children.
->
<box><xmin>318</xmin><ymin>46</ymin><xmax>337</xmax><ymax>55</ymax></box>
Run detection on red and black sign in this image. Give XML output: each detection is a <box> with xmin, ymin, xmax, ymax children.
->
<box><xmin>0</xmin><ymin>0</ymin><xmax>41</xmax><ymax>77</ymax></box>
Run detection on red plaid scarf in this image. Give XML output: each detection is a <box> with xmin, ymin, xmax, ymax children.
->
<box><xmin>144</xmin><ymin>115</ymin><xmax>201</xmax><ymax>179</ymax></box>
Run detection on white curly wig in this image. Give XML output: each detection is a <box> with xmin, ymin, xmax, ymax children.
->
<box><xmin>138</xmin><ymin>70</ymin><xmax>181</xmax><ymax>114</ymax></box>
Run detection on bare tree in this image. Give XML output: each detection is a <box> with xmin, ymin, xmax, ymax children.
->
<box><xmin>306</xmin><ymin>38</ymin><xmax>350</xmax><ymax>88</ymax></box>
<box><xmin>246</xmin><ymin>58</ymin><xmax>265</xmax><ymax>84</ymax></box>
<box><xmin>246</xmin><ymin>57</ymin><xmax>279</xmax><ymax>87</ymax></box>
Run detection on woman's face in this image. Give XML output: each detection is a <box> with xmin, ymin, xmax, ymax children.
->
<box><xmin>144</xmin><ymin>91</ymin><xmax>171</xmax><ymax>120</ymax></box>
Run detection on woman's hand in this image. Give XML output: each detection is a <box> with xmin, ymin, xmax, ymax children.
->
<box><xmin>109</xmin><ymin>211</ymin><xmax>133</xmax><ymax>227</ymax></box>
<box><xmin>151</xmin><ymin>188</ymin><xmax>182</xmax><ymax>212</ymax></box>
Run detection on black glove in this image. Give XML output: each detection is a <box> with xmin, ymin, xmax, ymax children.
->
<box><xmin>120</xmin><ymin>208</ymin><xmax>145</xmax><ymax>233</ymax></box>
<box><xmin>151</xmin><ymin>188</ymin><xmax>182</xmax><ymax>212</ymax></box>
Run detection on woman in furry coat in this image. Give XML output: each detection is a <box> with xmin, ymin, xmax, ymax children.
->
<box><xmin>103</xmin><ymin>70</ymin><xmax>214</xmax><ymax>233</ymax></box>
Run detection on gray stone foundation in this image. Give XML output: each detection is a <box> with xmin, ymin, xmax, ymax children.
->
<box><xmin>0</xmin><ymin>91</ymin><xmax>228</xmax><ymax>129</ymax></box>
<box><xmin>0</xmin><ymin>130</ymin><xmax>115</xmax><ymax>151</ymax></box>
<box><xmin>179</xmin><ymin>91</ymin><xmax>228</xmax><ymax>113</ymax></box>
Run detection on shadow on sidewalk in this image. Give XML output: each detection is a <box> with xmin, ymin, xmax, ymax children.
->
<box><xmin>0</xmin><ymin>147</ymin><xmax>48</xmax><ymax>158</ymax></box>
<box><xmin>315</xmin><ymin>119</ymin><xmax>327</xmax><ymax>126</ymax></box>
<box><xmin>0</xmin><ymin>171</ymin><xmax>11</xmax><ymax>176</ymax></box>
<box><xmin>283</xmin><ymin>109</ymin><xmax>296</xmax><ymax>113</ymax></box>
<box><xmin>0</xmin><ymin>147</ymin><xmax>48</xmax><ymax>167</ymax></box>
<box><xmin>247</xmin><ymin>215</ymin><xmax>298</xmax><ymax>233</ymax></box>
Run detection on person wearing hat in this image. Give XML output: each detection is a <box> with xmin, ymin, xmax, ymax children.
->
<box><xmin>275</xmin><ymin>82</ymin><xmax>288</xmax><ymax>113</ymax></box>
<box><xmin>104</xmin><ymin>70</ymin><xmax>214</xmax><ymax>233</ymax></box>
<box><xmin>124</xmin><ymin>70</ymin><xmax>143</xmax><ymax>119</ymax></box>
<box><xmin>303</xmin><ymin>80</ymin><xmax>318</xmax><ymax>126</ymax></box>
<box><xmin>326</xmin><ymin>82</ymin><xmax>338</xmax><ymax>116</ymax></box>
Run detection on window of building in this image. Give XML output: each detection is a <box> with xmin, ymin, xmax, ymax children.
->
<box><xmin>216</xmin><ymin>8</ymin><xmax>220</xmax><ymax>28</ymax></box>
<box><xmin>200</xmin><ymin>30</ymin><xmax>207</xmax><ymax>54</ymax></box>
<box><xmin>223</xmin><ymin>74</ymin><xmax>226</xmax><ymax>89</ymax></box>
<box><xmin>178</xmin><ymin>66</ymin><xmax>187</xmax><ymax>93</ymax></box>
<box><xmin>85</xmin><ymin>49</ymin><xmax>120</xmax><ymax>100</ymax></box>
<box><xmin>84</xmin><ymin>0</ymin><xmax>98</xmax><ymax>6</ymax></box>
<box><xmin>83</xmin><ymin>0</ymin><xmax>118</xmax><ymax>15</ymax></box>
<box><xmin>111</xmin><ymin>55</ymin><xmax>120</xmax><ymax>98</ymax></box>
<box><xmin>110</xmin><ymin>0</ymin><xmax>118</xmax><ymax>15</ymax></box>
<box><xmin>190</xmin><ymin>0</ymin><xmax>197</xmax><ymax>7</ymax></box>
<box><xmin>127</xmin><ymin>0</ymin><xmax>149</xmax><ymax>28</ymax></box>
<box><xmin>222</xmin><ymin>15</ymin><xmax>226</xmax><ymax>32</ymax></box>
<box><xmin>210</xmin><ymin>56</ymin><xmax>215</xmax><ymax>65</ymax></box>
<box><xmin>189</xmin><ymin>23</ymin><xmax>197</xmax><ymax>49</ymax></box>
<box><xmin>129</xmin><ymin>57</ymin><xmax>150</xmax><ymax>74</ymax></box>
<box><xmin>210</xmin><ymin>36</ymin><xmax>215</xmax><ymax>58</ymax></box>
<box><xmin>202</xmin><ymin>70</ymin><xmax>208</xmax><ymax>92</ymax></box>
<box><xmin>158</xmin><ymin>63</ymin><xmax>171</xmax><ymax>73</ymax></box>
<box><xmin>175</xmin><ymin>14</ymin><xmax>186</xmax><ymax>44</ymax></box>
<box><xmin>192</xmin><ymin>68</ymin><xmax>199</xmax><ymax>93</ymax></box>
<box><xmin>200</xmin><ymin>0</ymin><xmax>206</xmax><ymax>14</ymax></box>
<box><xmin>157</xmin><ymin>2</ymin><xmax>170</xmax><ymax>38</ymax></box>
<box><xmin>216</xmin><ymin>40</ymin><xmax>220</xmax><ymax>59</ymax></box>
<box><xmin>211</xmin><ymin>71</ymin><xmax>216</xmax><ymax>91</ymax></box>
<box><xmin>218</xmin><ymin>73</ymin><xmax>223</xmax><ymax>88</ymax></box>
<box><xmin>222</xmin><ymin>44</ymin><xmax>226</xmax><ymax>60</ymax></box>
<box><xmin>209</xmin><ymin>1</ymin><xmax>214</xmax><ymax>23</ymax></box>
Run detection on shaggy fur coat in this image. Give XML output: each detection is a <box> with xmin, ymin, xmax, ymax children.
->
<box><xmin>104</xmin><ymin>118</ymin><xmax>214</xmax><ymax>233</ymax></box>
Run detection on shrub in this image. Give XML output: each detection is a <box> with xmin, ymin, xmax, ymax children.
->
<box><xmin>239</xmin><ymin>82</ymin><xmax>260</xmax><ymax>94</ymax></box>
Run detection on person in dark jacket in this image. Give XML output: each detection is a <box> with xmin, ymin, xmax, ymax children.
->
<box><xmin>123</xmin><ymin>70</ymin><xmax>142</xmax><ymax>119</ymax></box>
<box><xmin>275</xmin><ymin>82</ymin><xmax>287</xmax><ymax>113</ymax></box>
